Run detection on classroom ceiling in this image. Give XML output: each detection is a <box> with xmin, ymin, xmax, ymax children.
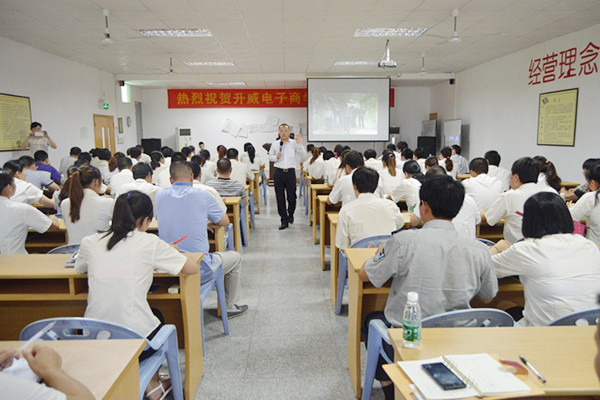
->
<box><xmin>1</xmin><ymin>0</ymin><xmax>600</xmax><ymax>89</ymax></box>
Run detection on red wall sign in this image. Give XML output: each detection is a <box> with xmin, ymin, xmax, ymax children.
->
<box><xmin>168</xmin><ymin>89</ymin><xmax>307</xmax><ymax>108</ymax></box>
<box><xmin>528</xmin><ymin>41</ymin><xmax>599</xmax><ymax>85</ymax></box>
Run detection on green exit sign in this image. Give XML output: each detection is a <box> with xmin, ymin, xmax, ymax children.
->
<box><xmin>103</xmin><ymin>103</ymin><xmax>109</xmax><ymax>110</ymax></box>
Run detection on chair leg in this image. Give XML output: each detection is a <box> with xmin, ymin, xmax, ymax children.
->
<box><xmin>336</xmin><ymin>254</ymin><xmax>347</xmax><ymax>315</ymax></box>
<box><xmin>214</xmin><ymin>266</ymin><xmax>230</xmax><ymax>336</ymax></box>
<box><xmin>166</xmin><ymin>330</ymin><xmax>184</xmax><ymax>400</ymax></box>
<box><xmin>226</xmin><ymin>224</ymin><xmax>235</xmax><ymax>251</ymax></box>
<box><xmin>249</xmin><ymin>194</ymin><xmax>256</xmax><ymax>229</ymax></box>
<box><xmin>240</xmin><ymin>205</ymin><xmax>248</xmax><ymax>248</ymax></box>
<box><xmin>362</xmin><ymin>328</ymin><xmax>382</xmax><ymax>400</ymax></box>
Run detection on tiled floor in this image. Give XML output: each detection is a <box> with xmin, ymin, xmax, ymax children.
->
<box><xmin>186</xmin><ymin>189</ymin><xmax>385</xmax><ymax>399</ymax></box>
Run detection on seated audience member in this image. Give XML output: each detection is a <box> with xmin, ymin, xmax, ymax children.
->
<box><xmin>128</xmin><ymin>147</ymin><xmax>142</xmax><ymax>165</ymax></box>
<box><xmin>387</xmin><ymin>160</ymin><xmax>425</xmax><ymax>211</ymax></box>
<box><xmin>205</xmin><ymin>158</ymin><xmax>247</xmax><ymax>206</ymax></box>
<box><xmin>364</xmin><ymin>149</ymin><xmax>383</xmax><ymax>171</ymax></box>
<box><xmin>180</xmin><ymin>146</ymin><xmax>192</xmax><ymax>160</ymax></box>
<box><xmin>156</xmin><ymin>162</ymin><xmax>248</xmax><ymax>318</ymax></box>
<box><xmin>2</xmin><ymin>160</ymin><xmax>54</xmax><ymax>207</ymax></box>
<box><xmin>413</xmin><ymin>147</ymin><xmax>427</xmax><ymax>172</ymax></box>
<box><xmin>188</xmin><ymin>145</ymin><xmax>196</xmax><ymax>156</ymax></box>
<box><xmin>150</xmin><ymin>151</ymin><xmax>167</xmax><ymax>185</ymax></box>
<box><xmin>19</xmin><ymin>155</ymin><xmax>59</xmax><ymax>193</ymax></box>
<box><xmin>328</xmin><ymin>150</ymin><xmax>375</xmax><ymax>207</ymax></box>
<box><xmin>0</xmin><ymin>170</ymin><xmax>58</xmax><ymax>254</ymax></box>
<box><xmin>562</xmin><ymin>158</ymin><xmax>600</xmax><ymax>202</ymax></box>
<box><xmin>90</xmin><ymin>148</ymin><xmax>111</xmax><ymax>181</ymax></box>
<box><xmin>104</xmin><ymin>152</ymin><xmax>122</xmax><ymax>183</ymax></box>
<box><xmin>303</xmin><ymin>148</ymin><xmax>325</xmax><ymax>179</ymax></box>
<box><xmin>55</xmin><ymin>165</ymin><xmax>78</xmax><ymax>214</ymax></box>
<box><xmin>216</xmin><ymin>145</ymin><xmax>227</xmax><ymax>160</ymax></box>
<box><xmin>424</xmin><ymin>156</ymin><xmax>439</xmax><ymax>170</ymax></box>
<box><xmin>137</xmin><ymin>144</ymin><xmax>152</xmax><ymax>164</ymax></box>
<box><xmin>227</xmin><ymin>148</ymin><xmax>254</xmax><ymax>185</ymax></box>
<box><xmin>62</xmin><ymin>165</ymin><xmax>114</xmax><ymax>244</ymax></box>
<box><xmin>411</xmin><ymin>166</ymin><xmax>481</xmax><ymax>238</ymax></box>
<box><xmin>328</xmin><ymin>149</ymin><xmax>349</xmax><ymax>187</ymax></box>
<box><xmin>157</xmin><ymin>152</ymin><xmax>187</xmax><ymax>188</ymax></box>
<box><xmin>241</xmin><ymin>145</ymin><xmax>264</xmax><ymax>171</ymax></box>
<box><xmin>34</xmin><ymin>150</ymin><xmax>61</xmax><ymax>184</ymax></box>
<box><xmin>397</xmin><ymin>148</ymin><xmax>413</xmax><ymax>172</ymax></box>
<box><xmin>485</xmin><ymin>150</ymin><xmax>510</xmax><ymax>191</ymax></box>
<box><xmin>378</xmin><ymin>151</ymin><xmax>403</xmax><ymax>196</ymax></box>
<box><xmin>116</xmin><ymin>163</ymin><xmax>161</xmax><ymax>213</ymax></box>
<box><xmin>534</xmin><ymin>155</ymin><xmax>560</xmax><ymax>193</ymax></box>
<box><xmin>323</xmin><ymin>150</ymin><xmax>338</xmax><ymax>184</ymax></box>
<box><xmin>484</xmin><ymin>157</ymin><xmax>555</xmax><ymax>243</ymax></box>
<box><xmin>75</xmin><ymin>190</ymin><xmax>199</xmax><ymax>399</ymax></box>
<box><xmin>190</xmin><ymin>162</ymin><xmax>226</xmax><ymax>211</ymax></box>
<box><xmin>462</xmin><ymin>157</ymin><xmax>504</xmax><ymax>210</ymax></box>
<box><xmin>0</xmin><ymin>345</ymin><xmax>94</xmax><ymax>400</ymax></box>
<box><xmin>570</xmin><ymin>164</ymin><xmax>600</xmax><ymax>244</ymax></box>
<box><xmin>109</xmin><ymin>156</ymin><xmax>134</xmax><ymax>195</ymax></box>
<box><xmin>438</xmin><ymin>147</ymin><xmax>457</xmax><ymax>179</ymax></box>
<box><xmin>359</xmin><ymin>175</ymin><xmax>498</xmax><ymax>399</ymax></box>
<box><xmin>397</xmin><ymin>141</ymin><xmax>408</xmax><ymax>153</ymax></box>
<box><xmin>491</xmin><ymin>192</ymin><xmax>600</xmax><ymax>326</ymax></box>
<box><xmin>161</xmin><ymin>147</ymin><xmax>174</xmax><ymax>166</ymax></box>
<box><xmin>200</xmin><ymin>150</ymin><xmax>217</xmax><ymax>182</ymax></box>
<box><xmin>21</xmin><ymin>122</ymin><xmax>57</xmax><ymax>156</ymax></box>
<box><xmin>450</xmin><ymin>145</ymin><xmax>469</xmax><ymax>175</ymax></box>
<box><xmin>336</xmin><ymin>167</ymin><xmax>402</xmax><ymax>250</ymax></box>
<box><xmin>76</xmin><ymin>152</ymin><xmax>92</xmax><ymax>165</ymax></box>
<box><xmin>59</xmin><ymin>146</ymin><xmax>81</xmax><ymax>176</ymax></box>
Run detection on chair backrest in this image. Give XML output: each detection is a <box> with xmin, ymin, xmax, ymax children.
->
<box><xmin>547</xmin><ymin>307</ymin><xmax>600</xmax><ymax>326</ymax></box>
<box><xmin>351</xmin><ymin>235</ymin><xmax>391</xmax><ymax>249</ymax></box>
<box><xmin>475</xmin><ymin>238</ymin><xmax>496</xmax><ymax>246</ymax></box>
<box><xmin>20</xmin><ymin>317</ymin><xmax>145</xmax><ymax>342</ymax></box>
<box><xmin>47</xmin><ymin>244</ymin><xmax>80</xmax><ymax>254</ymax></box>
<box><xmin>422</xmin><ymin>308</ymin><xmax>515</xmax><ymax>328</ymax></box>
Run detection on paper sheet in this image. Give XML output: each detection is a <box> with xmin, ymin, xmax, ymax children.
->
<box><xmin>239</xmin><ymin>125</ymin><xmax>249</xmax><ymax>138</ymax></box>
<box><xmin>262</xmin><ymin>123</ymin><xmax>276</xmax><ymax>132</ymax></box>
<box><xmin>266</xmin><ymin>114</ymin><xmax>279</xmax><ymax>126</ymax></box>
<box><xmin>249</xmin><ymin>124</ymin><xmax>261</xmax><ymax>133</ymax></box>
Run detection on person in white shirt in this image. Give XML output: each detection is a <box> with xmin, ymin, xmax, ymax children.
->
<box><xmin>227</xmin><ymin>148</ymin><xmax>254</xmax><ymax>185</ymax></box>
<box><xmin>90</xmin><ymin>148</ymin><xmax>112</xmax><ymax>182</ymax></box>
<box><xmin>137</xmin><ymin>145</ymin><xmax>152</xmax><ymax>164</ymax></box>
<box><xmin>483</xmin><ymin>157</ymin><xmax>556</xmax><ymax>243</ymax></box>
<box><xmin>413</xmin><ymin>147</ymin><xmax>427</xmax><ymax>173</ymax></box>
<box><xmin>109</xmin><ymin>157</ymin><xmax>135</xmax><ymax>195</ymax></box>
<box><xmin>75</xmin><ymin>190</ymin><xmax>199</xmax><ymax>399</ymax></box>
<box><xmin>491</xmin><ymin>192</ymin><xmax>600</xmax><ymax>326</ymax></box>
<box><xmin>329</xmin><ymin>149</ymin><xmax>350</xmax><ymax>187</ymax></box>
<box><xmin>157</xmin><ymin>152</ymin><xmax>188</xmax><ymax>188</ymax></box>
<box><xmin>241</xmin><ymin>145</ymin><xmax>264</xmax><ymax>171</ymax></box>
<box><xmin>336</xmin><ymin>167</ymin><xmax>403</xmax><ymax>250</ymax></box>
<box><xmin>397</xmin><ymin>148</ymin><xmax>413</xmax><ymax>173</ymax></box>
<box><xmin>570</xmin><ymin>164</ymin><xmax>600</xmax><ymax>244</ymax></box>
<box><xmin>0</xmin><ymin>170</ymin><xmax>59</xmax><ymax>254</ymax></box>
<box><xmin>323</xmin><ymin>150</ymin><xmax>339</xmax><ymax>184</ymax></box>
<box><xmin>328</xmin><ymin>150</ymin><xmax>376</xmax><ymax>207</ymax></box>
<box><xmin>0</xmin><ymin>345</ymin><xmax>95</xmax><ymax>400</ymax></box>
<box><xmin>485</xmin><ymin>150</ymin><xmax>511</xmax><ymax>192</ymax></box>
<box><xmin>438</xmin><ymin>146</ymin><xmax>458</xmax><ymax>179</ymax></box>
<box><xmin>462</xmin><ymin>157</ymin><xmax>504</xmax><ymax>210</ymax></box>
<box><xmin>3</xmin><ymin>160</ymin><xmax>55</xmax><ymax>207</ymax></box>
<box><xmin>59</xmin><ymin>146</ymin><xmax>81</xmax><ymax>177</ymax></box>
<box><xmin>534</xmin><ymin>155</ymin><xmax>561</xmax><ymax>193</ymax></box>
<box><xmin>387</xmin><ymin>160</ymin><xmax>425</xmax><ymax>212</ymax></box>
<box><xmin>116</xmin><ymin>163</ymin><xmax>161</xmax><ymax>214</ymax></box>
<box><xmin>200</xmin><ymin>149</ymin><xmax>217</xmax><ymax>183</ymax></box>
<box><xmin>303</xmin><ymin>147</ymin><xmax>325</xmax><ymax>179</ymax></box>
<box><xmin>378</xmin><ymin>151</ymin><xmax>404</xmax><ymax>196</ymax></box>
<box><xmin>150</xmin><ymin>151</ymin><xmax>167</xmax><ymax>185</ymax></box>
<box><xmin>364</xmin><ymin>149</ymin><xmax>383</xmax><ymax>171</ymax></box>
<box><xmin>128</xmin><ymin>147</ymin><xmax>142</xmax><ymax>166</ymax></box>
<box><xmin>450</xmin><ymin>145</ymin><xmax>470</xmax><ymax>175</ymax></box>
<box><xmin>20</xmin><ymin>121</ymin><xmax>58</xmax><ymax>157</ymax></box>
<box><xmin>190</xmin><ymin>162</ymin><xmax>226</xmax><ymax>212</ymax></box>
<box><xmin>62</xmin><ymin>165</ymin><xmax>114</xmax><ymax>244</ymax></box>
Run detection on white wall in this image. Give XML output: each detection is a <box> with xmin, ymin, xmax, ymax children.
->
<box><xmin>0</xmin><ymin>37</ymin><xmax>137</xmax><ymax>166</ymax></box>
<box><xmin>431</xmin><ymin>23</ymin><xmax>600</xmax><ymax>182</ymax></box>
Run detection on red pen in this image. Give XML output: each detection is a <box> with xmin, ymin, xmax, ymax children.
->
<box><xmin>171</xmin><ymin>235</ymin><xmax>188</xmax><ymax>245</ymax></box>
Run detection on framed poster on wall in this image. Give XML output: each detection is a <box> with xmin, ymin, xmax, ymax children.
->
<box><xmin>537</xmin><ymin>88</ymin><xmax>578</xmax><ymax>146</ymax></box>
<box><xmin>0</xmin><ymin>93</ymin><xmax>31</xmax><ymax>151</ymax></box>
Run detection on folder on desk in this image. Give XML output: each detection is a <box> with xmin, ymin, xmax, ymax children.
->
<box><xmin>398</xmin><ymin>353</ymin><xmax>533</xmax><ymax>400</ymax></box>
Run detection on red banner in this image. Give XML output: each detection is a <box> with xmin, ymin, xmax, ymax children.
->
<box><xmin>168</xmin><ymin>89</ymin><xmax>307</xmax><ymax>108</ymax></box>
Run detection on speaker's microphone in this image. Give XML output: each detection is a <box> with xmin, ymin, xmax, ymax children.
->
<box><xmin>279</xmin><ymin>140</ymin><xmax>283</xmax><ymax>153</ymax></box>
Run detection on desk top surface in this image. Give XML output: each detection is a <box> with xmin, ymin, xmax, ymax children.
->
<box><xmin>310</xmin><ymin>183</ymin><xmax>331</xmax><ymax>191</ymax></box>
<box><xmin>345</xmin><ymin>248</ymin><xmax>377</xmax><ymax>273</ymax></box>
<box><xmin>389</xmin><ymin>326</ymin><xmax>599</xmax><ymax>395</ymax></box>
<box><xmin>0</xmin><ymin>339</ymin><xmax>146</xmax><ymax>400</ymax></box>
<box><xmin>328</xmin><ymin>212</ymin><xmax>410</xmax><ymax>227</ymax></box>
<box><xmin>223</xmin><ymin>196</ymin><xmax>242</xmax><ymax>205</ymax></box>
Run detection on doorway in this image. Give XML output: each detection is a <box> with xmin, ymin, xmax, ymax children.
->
<box><xmin>93</xmin><ymin>114</ymin><xmax>116</xmax><ymax>153</ymax></box>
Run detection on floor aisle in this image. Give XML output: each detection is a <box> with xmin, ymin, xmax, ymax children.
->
<box><xmin>189</xmin><ymin>188</ymin><xmax>385</xmax><ymax>399</ymax></box>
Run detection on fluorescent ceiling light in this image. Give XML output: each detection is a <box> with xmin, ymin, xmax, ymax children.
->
<box><xmin>334</xmin><ymin>61</ymin><xmax>378</xmax><ymax>66</ymax></box>
<box><xmin>206</xmin><ymin>82</ymin><xmax>246</xmax><ymax>86</ymax></box>
<box><xmin>184</xmin><ymin>61</ymin><xmax>234</xmax><ymax>66</ymax></box>
<box><xmin>137</xmin><ymin>29</ymin><xmax>212</xmax><ymax>37</ymax></box>
<box><xmin>354</xmin><ymin>28</ymin><xmax>427</xmax><ymax>37</ymax></box>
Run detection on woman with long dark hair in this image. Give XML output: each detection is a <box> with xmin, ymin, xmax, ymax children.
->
<box><xmin>492</xmin><ymin>192</ymin><xmax>600</xmax><ymax>326</ymax></box>
<box><xmin>570</xmin><ymin>164</ymin><xmax>600</xmax><ymax>244</ymax></box>
<box><xmin>534</xmin><ymin>155</ymin><xmax>561</xmax><ymax>192</ymax></box>
<box><xmin>303</xmin><ymin>147</ymin><xmax>325</xmax><ymax>179</ymax></box>
<box><xmin>241</xmin><ymin>145</ymin><xmax>264</xmax><ymax>171</ymax></box>
<box><xmin>387</xmin><ymin>160</ymin><xmax>425</xmax><ymax>211</ymax></box>
<box><xmin>379</xmin><ymin>150</ymin><xmax>403</xmax><ymax>196</ymax></box>
<box><xmin>438</xmin><ymin>146</ymin><xmax>456</xmax><ymax>178</ymax></box>
<box><xmin>75</xmin><ymin>191</ymin><xmax>199</xmax><ymax>399</ymax></box>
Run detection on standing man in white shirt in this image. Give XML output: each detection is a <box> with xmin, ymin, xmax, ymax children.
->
<box><xmin>268</xmin><ymin>124</ymin><xmax>306</xmax><ymax>230</ymax></box>
<box><xmin>462</xmin><ymin>157</ymin><xmax>504</xmax><ymax>210</ymax></box>
<box><xmin>485</xmin><ymin>150</ymin><xmax>511</xmax><ymax>192</ymax></box>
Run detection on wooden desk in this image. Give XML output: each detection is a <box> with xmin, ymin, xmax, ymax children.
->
<box><xmin>388</xmin><ymin>326</ymin><xmax>600</xmax><ymax>397</ymax></box>
<box><xmin>318</xmin><ymin>195</ymin><xmax>341</xmax><ymax>270</ymax></box>
<box><xmin>477</xmin><ymin>218</ymin><xmax>505</xmax><ymax>242</ymax></box>
<box><xmin>344</xmin><ymin>248</ymin><xmax>525</xmax><ymax>398</ymax></box>
<box><xmin>561</xmin><ymin>181</ymin><xmax>580</xmax><ymax>189</ymax></box>
<box><xmin>26</xmin><ymin>219</ymin><xmax>225</xmax><ymax>253</ymax></box>
<box><xmin>0</xmin><ymin>339</ymin><xmax>145</xmax><ymax>399</ymax></box>
<box><xmin>309</xmin><ymin>183</ymin><xmax>331</xmax><ymax>239</ymax></box>
<box><xmin>224</xmin><ymin>196</ymin><xmax>242</xmax><ymax>252</ymax></box>
<box><xmin>0</xmin><ymin>253</ymin><xmax>204</xmax><ymax>400</ymax></box>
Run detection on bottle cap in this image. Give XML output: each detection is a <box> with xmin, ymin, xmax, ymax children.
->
<box><xmin>407</xmin><ymin>292</ymin><xmax>418</xmax><ymax>302</ymax></box>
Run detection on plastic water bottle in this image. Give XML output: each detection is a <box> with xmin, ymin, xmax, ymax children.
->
<box><xmin>402</xmin><ymin>292</ymin><xmax>421</xmax><ymax>349</ymax></box>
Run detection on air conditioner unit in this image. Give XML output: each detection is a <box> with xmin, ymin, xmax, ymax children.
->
<box><xmin>176</xmin><ymin>127</ymin><xmax>192</xmax><ymax>151</ymax></box>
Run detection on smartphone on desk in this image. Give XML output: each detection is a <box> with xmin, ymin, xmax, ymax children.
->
<box><xmin>422</xmin><ymin>362</ymin><xmax>466</xmax><ymax>390</ymax></box>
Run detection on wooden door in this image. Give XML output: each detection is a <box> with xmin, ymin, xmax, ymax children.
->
<box><xmin>93</xmin><ymin>114</ymin><xmax>116</xmax><ymax>153</ymax></box>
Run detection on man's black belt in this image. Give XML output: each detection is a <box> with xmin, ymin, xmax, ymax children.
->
<box><xmin>275</xmin><ymin>167</ymin><xmax>295</xmax><ymax>172</ymax></box>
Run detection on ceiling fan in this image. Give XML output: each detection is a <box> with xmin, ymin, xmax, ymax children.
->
<box><xmin>100</xmin><ymin>9</ymin><xmax>145</xmax><ymax>46</ymax></box>
<box><xmin>428</xmin><ymin>9</ymin><xmax>507</xmax><ymax>43</ymax></box>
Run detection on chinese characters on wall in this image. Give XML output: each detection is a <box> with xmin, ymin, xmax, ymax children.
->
<box><xmin>529</xmin><ymin>42</ymin><xmax>599</xmax><ymax>85</ymax></box>
<box><xmin>168</xmin><ymin>89</ymin><xmax>308</xmax><ymax>108</ymax></box>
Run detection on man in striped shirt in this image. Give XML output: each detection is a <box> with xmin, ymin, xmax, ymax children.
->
<box><xmin>205</xmin><ymin>158</ymin><xmax>247</xmax><ymax>206</ymax></box>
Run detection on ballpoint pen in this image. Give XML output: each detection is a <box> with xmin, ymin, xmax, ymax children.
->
<box><xmin>519</xmin><ymin>355</ymin><xmax>546</xmax><ymax>383</ymax></box>
<box><xmin>171</xmin><ymin>235</ymin><xmax>188</xmax><ymax>245</ymax></box>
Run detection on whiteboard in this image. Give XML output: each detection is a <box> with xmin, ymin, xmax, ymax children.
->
<box><xmin>443</xmin><ymin>119</ymin><xmax>461</xmax><ymax>147</ymax></box>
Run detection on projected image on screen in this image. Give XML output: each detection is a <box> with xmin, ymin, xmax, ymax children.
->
<box><xmin>311</xmin><ymin>93</ymin><xmax>378</xmax><ymax>136</ymax></box>
<box><xmin>307</xmin><ymin>78</ymin><xmax>390</xmax><ymax>142</ymax></box>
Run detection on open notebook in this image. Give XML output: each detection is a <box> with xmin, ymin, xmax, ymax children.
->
<box><xmin>398</xmin><ymin>353</ymin><xmax>531</xmax><ymax>400</ymax></box>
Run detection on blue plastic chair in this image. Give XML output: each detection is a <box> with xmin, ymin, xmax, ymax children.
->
<box><xmin>20</xmin><ymin>317</ymin><xmax>183</xmax><ymax>400</ymax></box>
<box><xmin>47</xmin><ymin>244</ymin><xmax>80</xmax><ymax>254</ymax></box>
<box><xmin>240</xmin><ymin>202</ymin><xmax>248</xmax><ymax>249</ymax></box>
<box><xmin>258</xmin><ymin>171</ymin><xmax>268</xmax><ymax>206</ymax></box>
<box><xmin>362</xmin><ymin>309</ymin><xmax>515</xmax><ymax>400</ymax></box>
<box><xmin>199</xmin><ymin>258</ymin><xmax>230</xmax><ymax>353</ymax></box>
<box><xmin>336</xmin><ymin>235</ymin><xmax>390</xmax><ymax>315</ymax></box>
<box><xmin>547</xmin><ymin>307</ymin><xmax>600</xmax><ymax>326</ymax></box>
<box><xmin>299</xmin><ymin>172</ymin><xmax>304</xmax><ymax>198</ymax></box>
<box><xmin>225</xmin><ymin>223</ymin><xmax>235</xmax><ymax>251</ymax></box>
<box><xmin>475</xmin><ymin>238</ymin><xmax>496</xmax><ymax>246</ymax></box>
<box><xmin>248</xmin><ymin>192</ymin><xmax>256</xmax><ymax>229</ymax></box>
